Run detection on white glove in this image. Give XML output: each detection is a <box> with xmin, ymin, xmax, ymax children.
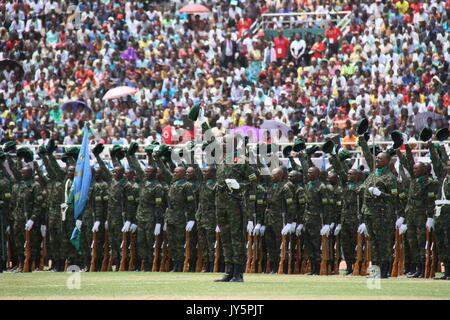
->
<box><xmin>330</xmin><ymin>222</ymin><xmax>335</xmax><ymax>229</ymax></box>
<box><xmin>281</xmin><ymin>224</ymin><xmax>291</xmax><ymax>235</ymax></box>
<box><xmin>215</xmin><ymin>225</ymin><xmax>220</xmax><ymax>233</ymax></box>
<box><xmin>6</xmin><ymin>226</ymin><xmax>10</xmax><ymax>234</ymax></box>
<box><xmin>60</xmin><ymin>203</ymin><xmax>68</xmax><ymax>210</ymax></box>
<box><xmin>395</xmin><ymin>217</ymin><xmax>405</xmax><ymax>229</ymax></box>
<box><xmin>260</xmin><ymin>225</ymin><xmax>266</xmax><ymax>236</ymax></box>
<box><xmin>122</xmin><ymin>220</ymin><xmax>131</xmax><ymax>232</ymax></box>
<box><xmin>225</xmin><ymin>178</ymin><xmax>240</xmax><ymax>190</ymax></box>
<box><xmin>253</xmin><ymin>223</ymin><xmax>261</xmax><ymax>235</ymax></box>
<box><xmin>163</xmin><ymin>222</ymin><xmax>167</xmax><ymax>231</ymax></box>
<box><xmin>399</xmin><ymin>224</ymin><xmax>408</xmax><ymax>235</ymax></box>
<box><xmin>334</xmin><ymin>224</ymin><xmax>342</xmax><ymax>236</ymax></box>
<box><xmin>130</xmin><ymin>223</ymin><xmax>138</xmax><ymax>233</ymax></box>
<box><xmin>289</xmin><ymin>223</ymin><xmax>296</xmax><ymax>234</ymax></box>
<box><xmin>92</xmin><ymin>221</ymin><xmax>100</xmax><ymax>232</ymax></box>
<box><xmin>368</xmin><ymin>186</ymin><xmax>381</xmax><ymax>196</ymax></box>
<box><xmin>320</xmin><ymin>224</ymin><xmax>331</xmax><ymax>236</ymax></box>
<box><xmin>247</xmin><ymin>221</ymin><xmax>254</xmax><ymax>233</ymax></box>
<box><xmin>154</xmin><ymin>223</ymin><xmax>161</xmax><ymax>236</ymax></box>
<box><xmin>104</xmin><ymin>221</ymin><xmax>109</xmax><ymax>230</ymax></box>
<box><xmin>76</xmin><ymin>219</ymin><xmax>82</xmax><ymax>231</ymax></box>
<box><xmin>40</xmin><ymin>225</ymin><xmax>47</xmax><ymax>238</ymax></box>
<box><xmin>185</xmin><ymin>220</ymin><xmax>195</xmax><ymax>232</ymax></box>
<box><xmin>295</xmin><ymin>224</ymin><xmax>304</xmax><ymax>236</ymax></box>
<box><xmin>357</xmin><ymin>223</ymin><xmax>367</xmax><ymax>235</ymax></box>
<box><xmin>25</xmin><ymin>219</ymin><xmax>34</xmax><ymax>231</ymax></box>
<box><xmin>426</xmin><ymin>218</ymin><xmax>434</xmax><ymax>231</ymax></box>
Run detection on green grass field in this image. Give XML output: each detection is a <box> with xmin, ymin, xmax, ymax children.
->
<box><xmin>1</xmin><ymin>271</ymin><xmax>449</xmax><ymax>300</ymax></box>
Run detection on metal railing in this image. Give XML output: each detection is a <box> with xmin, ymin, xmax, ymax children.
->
<box><xmin>261</xmin><ymin>11</ymin><xmax>352</xmax><ymax>31</ymax></box>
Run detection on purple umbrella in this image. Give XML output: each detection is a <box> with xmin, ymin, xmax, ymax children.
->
<box><xmin>120</xmin><ymin>47</ymin><xmax>138</xmax><ymax>61</ymax></box>
<box><xmin>231</xmin><ymin>125</ymin><xmax>260</xmax><ymax>142</ymax></box>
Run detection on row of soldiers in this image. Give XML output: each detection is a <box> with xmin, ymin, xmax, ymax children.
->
<box><xmin>0</xmin><ymin>125</ymin><xmax>449</xmax><ymax>281</ymax></box>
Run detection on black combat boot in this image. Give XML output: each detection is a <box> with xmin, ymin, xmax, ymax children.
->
<box><xmin>407</xmin><ymin>263</ymin><xmax>417</xmax><ymax>276</ymax></box>
<box><xmin>434</xmin><ymin>262</ymin><xmax>450</xmax><ymax>280</ymax></box>
<box><xmin>230</xmin><ymin>264</ymin><xmax>244</xmax><ymax>282</ymax></box>
<box><xmin>170</xmin><ymin>260</ymin><xmax>178</xmax><ymax>272</ymax></box>
<box><xmin>381</xmin><ymin>262</ymin><xmax>389</xmax><ymax>278</ymax></box>
<box><xmin>409</xmin><ymin>262</ymin><xmax>423</xmax><ymax>278</ymax></box>
<box><xmin>201</xmin><ymin>261</ymin><xmax>209</xmax><ymax>272</ymax></box>
<box><xmin>345</xmin><ymin>262</ymin><xmax>353</xmax><ymax>275</ymax></box>
<box><xmin>214</xmin><ymin>263</ymin><xmax>234</xmax><ymax>282</ymax></box>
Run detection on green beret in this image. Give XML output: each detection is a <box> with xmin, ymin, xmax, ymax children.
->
<box><xmin>128</xmin><ymin>142</ymin><xmax>139</xmax><ymax>156</ymax></box>
<box><xmin>293</xmin><ymin>138</ymin><xmax>306</xmax><ymax>152</ymax></box>
<box><xmin>46</xmin><ymin>139</ymin><xmax>57</xmax><ymax>154</ymax></box>
<box><xmin>93</xmin><ymin>143</ymin><xmax>104</xmax><ymax>156</ymax></box>
<box><xmin>38</xmin><ymin>145</ymin><xmax>47</xmax><ymax>156</ymax></box>
<box><xmin>420</xmin><ymin>127</ymin><xmax>433</xmax><ymax>142</ymax></box>
<box><xmin>436</xmin><ymin>128</ymin><xmax>449</xmax><ymax>142</ymax></box>
<box><xmin>338</xmin><ymin>149</ymin><xmax>351</xmax><ymax>161</ymax></box>
<box><xmin>3</xmin><ymin>141</ymin><xmax>16</xmax><ymax>153</ymax></box>
<box><xmin>188</xmin><ymin>103</ymin><xmax>201</xmax><ymax>121</ymax></box>
<box><xmin>357</xmin><ymin>118</ymin><xmax>369</xmax><ymax>135</ymax></box>
<box><xmin>111</xmin><ymin>145</ymin><xmax>125</xmax><ymax>160</ymax></box>
<box><xmin>305</xmin><ymin>145</ymin><xmax>319</xmax><ymax>156</ymax></box>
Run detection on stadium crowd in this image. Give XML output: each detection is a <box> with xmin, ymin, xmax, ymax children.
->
<box><xmin>0</xmin><ymin>0</ymin><xmax>449</xmax><ymax>149</ymax></box>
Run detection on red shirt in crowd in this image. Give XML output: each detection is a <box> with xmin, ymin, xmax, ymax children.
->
<box><xmin>274</xmin><ymin>35</ymin><xmax>290</xmax><ymax>59</ymax></box>
<box><xmin>324</xmin><ymin>26</ymin><xmax>343</xmax><ymax>44</ymax></box>
<box><xmin>237</xmin><ymin>17</ymin><xmax>252</xmax><ymax>38</ymax></box>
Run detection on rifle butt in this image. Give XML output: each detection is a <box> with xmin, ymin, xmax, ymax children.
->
<box><xmin>24</xmin><ymin>230</ymin><xmax>31</xmax><ymax>273</ymax></box>
<box><xmin>119</xmin><ymin>232</ymin><xmax>127</xmax><ymax>272</ymax></box>
<box><xmin>152</xmin><ymin>235</ymin><xmax>160</xmax><ymax>272</ymax></box>
<box><xmin>183</xmin><ymin>231</ymin><xmax>190</xmax><ymax>272</ymax></box>
<box><xmin>424</xmin><ymin>230</ymin><xmax>431</xmax><ymax>278</ymax></box>
<box><xmin>320</xmin><ymin>235</ymin><xmax>328</xmax><ymax>275</ymax></box>
<box><xmin>277</xmin><ymin>235</ymin><xmax>286</xmax><ymax>274</ymax></box>
<box><xmin>89</xmin><ymin>232</ymin><xmax>97</xmax><ymax>272</ymax></box>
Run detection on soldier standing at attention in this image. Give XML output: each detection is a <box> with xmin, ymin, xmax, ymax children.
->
<box><xmin>215</xmin><ymin>134</ymin><xmax>256</xmax><ymax>282</ymax></box>
<box><xmin>94</xmin><ymin>150</ymin><xmax>135</xmax><ymax>271</ymax></box>
<box><xmin>196</xmin><ymin>166</ymin><xmax>218</xmax><ymax>272</ymax></box>
<box><xmin>128</xmin><ymin>146</ymin><xmax>165</xmax><ymax>272</ymax></box>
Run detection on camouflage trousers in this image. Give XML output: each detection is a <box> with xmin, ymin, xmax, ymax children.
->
<box><xmin>365</xmin><ymin>211</ymin><xmax>392</xmax><ymax>266</ymax></box>
<box><xmin>405</xmin><ymin>213</ymin><xmax>427</xmax><ymax>264</ymax></box>
<box><xmin>167</xmin><ymin>222</ymin><xmax>185</xmax><ymax>265</ymax></box>
<box><xmin>137</xmin><ymin>220</ymin><xmax>156</xmax><ymax>264</ymax></box>
<box><xmin>341</xmin><ymin>218</ymin><xmax>358</xmax><ymax>266</ymax></box>
<box><xmin>107</xmin><ymin>218</ymin><xmax>124</xmax><ymax>264</ymax></box>
<box><xmin>61</xmin><ymin>209</ymin><xmax>80</xmax><ymax>265</ymax></box>
<box><xmin>81</xmin><ymin>220</ymin><xmax>105</xmax><ymax>271</ymax></box>
<box><xmin>303</xmin><ymin>213</ymin><xmax>322</xmax><ymax>265</ymax></box>
<box><xmin>216</xmin><ymin>201</ymin><xmax>245</xmax><ymax>265</ymax></box>
<box><xmin>197</xmin><ymin>224</ymin><xmax>216</xmax><ymax>264</ymax></box>
<box><xmin>48</xmin><ymin>209</ymin><xmax>62</xmax><ymax>263</ymax></box>
<box><xmin>12</xmin><ymin>217</ymin><xmax>41</xmax><ymax>267</ymax></box>
<box><xmin>265</xmin><ymin>221</ymin><xmax>283</xmax><ymax>265</ymax></box>
<box><xmin>435</xmin><ymin>206</ymin><xmax>450</xmax><ymax>264</ymax></box>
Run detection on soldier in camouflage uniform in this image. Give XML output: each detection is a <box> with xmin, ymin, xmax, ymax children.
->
<box><xmin>95</xmin><ymin>151</ymin><xmax>135</xmax><ymax>271</ymax></box>
<box><xmin>33</xmin><ymin>165</ymin><xmax>49</xmax><ymax>270</ymax></box>
<box><xmin>214</xmin><ymin>134</ymin><xmax>256</xmax><ymax>282</ymax></box>
<box><xmin>156</xmin><ymin>153</ymin><xmax>196</xmax><ymax>272</ymax></box>
<box><xmin>81</xmin><ymin>167</ymin><xmax>108</xmax><ymax>271</ymax></box>
<box><xmin>128</xmin><ymin>150</ymin><xmax>165</xmax><ymax>272</ymax></box>
<box><xmin>11</xmin><ymin>167</ymin><xmax>40</xmax><ymax>272</ymax></box>
<box><xmin>186</xmin><ymin>166</ymin><xmax>202</xmax><ymax>272</ymax></box>
<box><xmin>0</xmin><ymin>153</ymin><xmax>13</xmax><ymax>272</ymax></box>
<box><xmin>196</xmin><ymin>166</ymin><xmax>218</xmax><ymax>272</ymax></box>
<box><xmin>298</xmin><ymin>151</ymin><xmax>328</xmax><ymax>275</ymax></box>
<box><xmin>428</xmin><ymin>142</ymin><xmax>450</xmax><ymax>280</ymax></box>
<box><xmin>264</xmin><ymin>168</ymin><xmax>296</xmax><ymax>273</ymax></box>
<box><xmin>330</xmin><ymin>154</ymin><xmax>363</xmax><ymax>275</ymax></box>
<box><xmin>359</xmin><ymin>135</ymin><xmax>397</xmax><ymax>278</ymax></box>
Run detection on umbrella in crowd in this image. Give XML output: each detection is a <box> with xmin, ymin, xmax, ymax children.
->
<box><xmin>179</xmin><ymin>3</ymin><xmax>210</xmax><ymax>13</ymax></box>
<box><xmin>103</xmin><ymin>86</ymin><xmax>138</xmax><ymax>100</ymax></box>
<box><xmin>62</xmin><ymin>101</ymin><xmax>92</xmax><ymax>113</ymax></box>
<box><xmin>0</xmin><ymin>59</ymin><xmax>24</xmax><ymax>79</ymax></box>
<box><xmin>120</xmin><ymin>47</ymin><xmax>138</xmax><ymax>61</ymax></box>
<box><xmin>231</xmin><ymin>125</ymin><xmax>260</xmax><ymax>142</ymax></box>
<box><xmin>260</xmin><ymin>120</ymin><xmax>291</xmax><ymax>137</ymax></box>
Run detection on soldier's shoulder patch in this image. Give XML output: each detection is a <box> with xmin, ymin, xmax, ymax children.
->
<box><xmin>127</xmin><ymin>195</ymin><xmax>135</xmax><ymax>201</ymax></box>
<box><xmin>286</xmin><ymin>198</ymin><xmax>293</xmax><ymax>204</ymax></box>
<box><xmin>103</xmin><ymin>196</ymin><xmax>109</xmax><ymax>200</ymax></box>
<box><xmin>248</xmin><ymin>173</ymin><xmax>257</xmax><ymax>181</ymax></box>
<box><xmin>95</xmin><ymin>196</ymin><xmax>102</xmax><ymax>201</ymax></box>
<box><xmin>391</xmin><ymin>188</ymin><xmax>398</xmax><ymax>195</ymax></box>
<box><xmin>155</xmin><ymin>197</ymin><xmax>162</xmax><ymax>204</ymax></box>
<box><xmin>187</xmin><ymin>195</ymin><xmax>194</xmax><ymax>201</ymax></box>
<box><xmin>4</xmin><ymin>193</ymin><xmax>11</xmax><ymax>199</ymax></box>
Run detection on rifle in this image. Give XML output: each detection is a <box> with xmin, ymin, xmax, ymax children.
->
<box><xmin>7</xmin><ymin>232</ymin><xmax>12</xmax><ymax>270</ymax></box>
<box><xmin>39</xmin><ymin>234</ymin><xmax>46</xmax><ymax>271</ymax></box>
<box><xmin>183</xmin><ymin>231</ymin><xmax>190</xmax><ymax>272</ymax></box>
<box><xmin>287</xmin><ymin>234</ymin><xmax>293</xmax><ymax>274</ymax></box>
<box><xmin>294</xmin><ymin>234</ymin><xmax>301</xmax><ymax>274</ymax></box>
<box><xmin>24</xmin><ymin>230</ymin><xmax>31</xmax><ymax>273</ymax></box>
<box><xmin>328</xmin><ymin>231</ymin><xmax>334</xmax><ymax>275</ymax></box>
<box><xmin>278</xmin><ymin>234</ymin><xmax>287</xmax><ymax>274</ymax></box>
<box><xmin>334</xmin><ymin>234</ymin><xmax>341</xmax><ymax>274</ymax></box>
<box><xmin>352</xmin><ymin>232</ymin><xmax>363</xmax><ymax>276</ymax></box>
<box><xmin>152</xmin><ymin>234</ymin><xmax>160</xmax><ymax>272</ymax></box>
<box><xmin>430</xmin><ymin>231</ymin><xmax>437</xmax><ymax>278</ymax></box>
<box><xmin>0</xmin><ymin>208</ymin><xmax>6</xmax><ymax>271</ymax></box>
<box><xmin>245</xmin><ymin>231</ymin><xmax>253</xmax><ymax>273</ymax></box>
<box><xmin>128</xmin><ymin>232</ymin><xmax>136</xmax><ymax>271</ymax></box>
<box><xmin>265</xmin><ymin>253</ymin><xmax>270</xmax><ymax>274</ymax></box>
<box><xmin>424</xmin><ymin>230</ymin><xmax>431</xmax><ymax>278</ymax></box>
<box><xmin>257</xmin><ymin>234</ymin><xmax>263</xmax><ymax>273</ymax></box>
<box><xmin>101</xmin><ymin>230</ymin><xmax>109</xmax><ymax>272</ymax></box>
<box><xmin>301</xmin><ymin>250</ymin><xmax>309</xmax><ymax>274</ymax></box>
<box><xmin>320</xmin><ymin>234</ymin><xmax>328</xmax><ymax>275</ymax></box>
<box><xmin>213</xmin><ymin>231</ymin><xmax>220</xmax><ymax>273</ymax></box>
<box><xmin>160</xmin><ymin>230</ymin><xmax>169</xmax><ymax>272</ymax></box>
<box><xmin>119</xmin><ymin>231</ymin><xmax>127</xmax><ymax>271</ymax></box>
<box><xmin>391</xmin><ymin>229</ymin><xmax>400</xmax><ymax>277</ymax></box>
<box><xmin>398</xmin><ymin>232</ymin><xmax>405</xmax><ymax>276</ymax></box>
<box><xmin>90</xmin><ymin>231</ymin><xmax>97</xmax><ymax>272</ymax></box>
<box><xmin>195</xmin><ymin>242</ymin><xmax>203</xmax><ymax>272</ymax></box>
<box><xmin>361</xmin><ymin>235</ymin><xmax>370</xmax><ymax>276</ymax></box>
<box><xmin>250</xmin><ymin>232</ymin><xmax>258</xmax><ymax>273</ymax></box>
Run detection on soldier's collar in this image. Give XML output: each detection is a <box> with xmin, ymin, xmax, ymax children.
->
<box><xmin>375</xmin><ymin>166</ymin><xmax>388</xmax><ymax>176</ymax></box>
<box><xmin>206</xmin><ymin>179</ymin><xmax>215</xmax><ymax>184</ymax></box>
<box><xmin>23</xmin><ymin>179</ymin><xmax>34</xmax><ymax>186</ymax></box>
<box><xmin>174</xmin><ymin>179</ymin><xmax>186</xmax><ymax>185</ymax></box>
<box><xmin>308</xmin><ymin>179</ymin><xmax>320</xmax><ymax>185</ymax></box>
<box><xmin>116</xmin><ymin>177</ymin><xmax>126</xmax><ymax>183</ymax></box>
<box><xmin>415</xmin><ymin>175</ymin><xmax>426</xmax><ymax>181</ymax></box>
<box><xmin>348</xmin><ymin>182</ymin><xmax>356</xmax><ymax>188</ymax></box>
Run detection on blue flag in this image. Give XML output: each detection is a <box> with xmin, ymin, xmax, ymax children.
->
<box><xmin>73</xmin><ymin>124</ymin><xmax>92</xmax><ymax>220</ymax></box>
